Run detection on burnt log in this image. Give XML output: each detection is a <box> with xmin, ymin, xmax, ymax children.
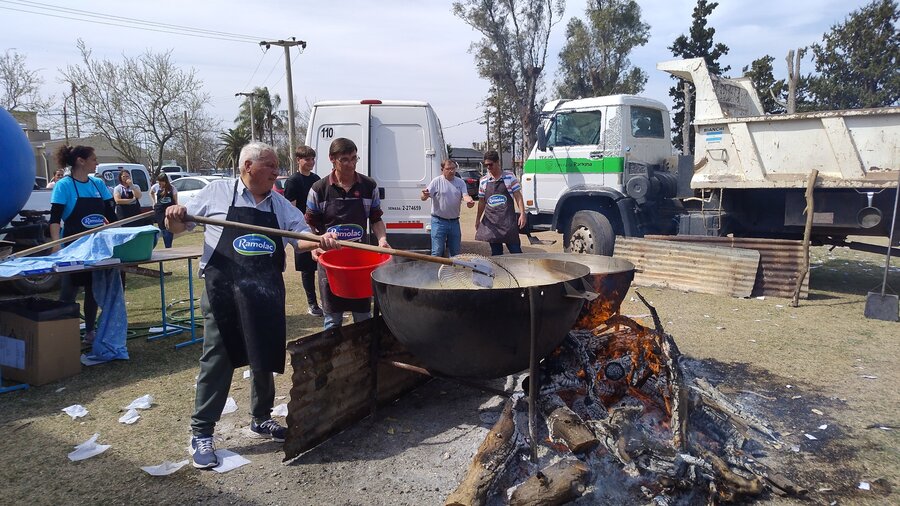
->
<box><xmin>547</xmin><ymin>406</ymin><xmax>599</xmax><ymax>454</ymax></box>
<box><xmin>508</xmin><ymin>459</ymin><xmax>591</xmax><ymax>506</ymax></box>
<box><xmin>445</xmin><ymin>397</ymin><xmax>522</xmax><ymax>506</ymax></box>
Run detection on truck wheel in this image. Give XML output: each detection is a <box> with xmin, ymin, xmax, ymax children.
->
<box><xmin>10</xmin><ymin>274</ymin><xmax>60</xmax><ymax>295</ymax></box>
<box><xmin>564</xmin><ymin>210</ymin><xmax>615</xmax><ymax>256</ymax></box>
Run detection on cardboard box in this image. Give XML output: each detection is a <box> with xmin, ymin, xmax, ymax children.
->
<box><xmin>0</xmin><ymin>300</ymin><xmax>81</xmax><ymax>386</ymax></box>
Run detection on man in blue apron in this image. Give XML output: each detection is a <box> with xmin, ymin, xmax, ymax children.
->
<box><xmin>305</xmin><ymin>138</ymin><xmax>390</xmax><ymax>330</ymax></box>
<box><xmin>166</xmin><ymin>142</ymin><xmax>338</xmax><ymax>470</ymax></box>
<box><xmin>474</xmin><ymin>150</ymin><xmax>526</xmax><ymax>255</ymax></box>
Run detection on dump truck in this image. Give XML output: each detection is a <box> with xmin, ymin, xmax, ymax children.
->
<box><xmin>521</xmin><ymin>57</ymin><xmax>900</xmax><ymax>255</ymax></box>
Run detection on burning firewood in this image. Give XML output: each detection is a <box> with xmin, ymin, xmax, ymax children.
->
<box><xmin>449</xmin><ymin>294</ymin><xmax>804</xmax><ymax>504</ymax></box>
<box><xmin>445</xmin><ymin>397</ymin><xmax>522</xmax><ymax>506</ymax></box>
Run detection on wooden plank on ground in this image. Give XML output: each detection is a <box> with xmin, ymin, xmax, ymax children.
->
<box><xmin>615</xmin><ymin>237</ymin><xmax>760</xmax><ymax>298</ymax></box>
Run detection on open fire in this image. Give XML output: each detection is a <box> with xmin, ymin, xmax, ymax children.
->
<box><xmin>446</xmin><ymin>293</ymin><xmax>806</xmax><ymax>505</ymax></box>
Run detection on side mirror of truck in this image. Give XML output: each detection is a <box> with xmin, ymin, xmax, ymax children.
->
<box><xmin>537</xmin><ymin>125</ymin><xmax>547</xmax><ymax>152</ymax></box>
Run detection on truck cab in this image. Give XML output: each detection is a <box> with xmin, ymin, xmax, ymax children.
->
<box><xmin>523</xmin><ymin>96</ymin><xmax>682</xmax><ymax>254</ymax></box>
<box><xmin>305</xmin><ymin>99</ymin><xmax>447</xmax><ymax>251</ymax></box>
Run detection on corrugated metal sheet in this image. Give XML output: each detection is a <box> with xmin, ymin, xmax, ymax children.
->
<box><xmin>614</xmin><ymin>238</ymin><xmax>759</xmax><ymax>298</ymax></box>
<box><xmin>284</xmin><ymin>318</ymin><xmax>427</xmax><ymax>461</ymax></box>
<box><xmin>646</xmin><ymin>236</ymin><xmax>809</xmax><ymax>299</ymax></box>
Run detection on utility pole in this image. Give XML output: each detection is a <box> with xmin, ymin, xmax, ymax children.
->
<box><xmin>71</xmin><ymin>82</ymin><xmax>80</xmax><ymax>138</ymax></box>
<box><xmin>259</xmin><ymin>38</ymin><xmax>307</xmax><ymax>173</ymax></box>
<box><xmin>62</xmin><ymin>101</ymin><xmax>69</xmax><ymax>144</ymax></box>
<box><xmin>183</xmin><ymin>110</ymin><xmax>192</xmax><ymax>172</ymax></box>
<box><xmin>235</xmin><ymin>91</ymin><xmax>260</xmax><ymax>141</ymax></box>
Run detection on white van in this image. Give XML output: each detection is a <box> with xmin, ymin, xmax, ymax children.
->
<box><xmin>305</xmin><ymin>99</ymin><xmax>447</xmax><ymax>250</ymax></box>
<box><xmin>94</xmin><ymin>163</ymin><xmax>155</xmax><ymax>211</ymax></box>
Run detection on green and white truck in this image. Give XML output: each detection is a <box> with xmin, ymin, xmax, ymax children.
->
<box><xmin>521</xmin><ymin>58</ymin><xmax>900</xmax><ymax>255</ymax></box>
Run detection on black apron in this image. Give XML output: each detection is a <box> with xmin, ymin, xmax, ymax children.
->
<box><xmin>203</xmin><ymin>181</ymin><xmax>287</xmax><ymax>373</ymax></box>
<box><xmin>153</xmin><ymin>188</ymin><xmax>175</xmax><ymax>229</ymax></box>
<box><xmin>115</xmin><ymin>185</ymin><xmax>142</xmax><ymax>223</ymax></box>
<box><xmin>63</xmin><ymin>177</ymin><xmax>108</xmax><ymax>286</ymax></box>
<box><xmin>474</xmin><ymin>176</ymin><xmax>520</xmax><ymax>244</ymax></box>
<box><xmin>317</xmin><ymin>189</ymin><xmax>371</xmax><ymax>314</ymax></box>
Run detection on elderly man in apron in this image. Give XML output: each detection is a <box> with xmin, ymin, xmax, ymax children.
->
<box><xmin>166</xmin><ymin>142</ymin><xmax>338</xmax><ymax>470</ymax></box>
<box><xmin>305</xmin><ymin>137</ymin><xmax>390</xmax><ymax>330</ymax></box>
<box><xmin>475</xmin><ymin>150</ymin><xmax>526</xmax><ymax>255</ymax></box>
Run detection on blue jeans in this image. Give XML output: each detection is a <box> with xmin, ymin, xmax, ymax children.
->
<box><xmin>431</xmin><ymin>216</ymin><xmax>462</xmax><ymax>257</ymax></box>
<box><xmin>324</xmin><ymin>311</ymin><xmax>371</xmax><ymax>330</ymax></box>
<box><xmin>489</xmin><ymin>242</ymin><xmax>522</xmax><ymax>256</ymax></box>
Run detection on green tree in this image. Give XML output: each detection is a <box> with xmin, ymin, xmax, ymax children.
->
<box><xmin>235</xmin><ymin>87</ymin><xmax>282</xmax><ymax>144</ymax></box>
<box><xmin>742</xmin><ymin>55</ymin><xmax>786</xmax><ymax>114</ymax></box>
<box><xmin>555</xmin><ymin>0</ymin><xmax>650</xmax><ymax>98</ymax></box>
<box><xmin>668</xmin><ymin>0</ymin><xmax>730</xmax><ymax>152</ymax></box>
<box><xmin>218</xmin><ymin>126</ymin><xmax>250</xmax><ymax>175</ymax></box>
<box><xmin>453</xmin><ymin>0</ymin><xmax>565</xmax><ymax>160</ymax></box>
<box><xmin>808</xmin><ymin>0</ymin><xmax>899</xmax><ymax>110</ymax></box>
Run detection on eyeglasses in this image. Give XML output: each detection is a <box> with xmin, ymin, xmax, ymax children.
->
<box><xmin>337</xmin><ymin>155</ymin><xmax>360</xmax><ymax>164</ymax></box>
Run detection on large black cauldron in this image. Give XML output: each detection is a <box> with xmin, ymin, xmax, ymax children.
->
<box><xmin>372</xmin><ymin>257</ymin><xmax>591</xmax><ymax>379</ymax></box>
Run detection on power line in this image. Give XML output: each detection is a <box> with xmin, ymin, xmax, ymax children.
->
<box><xmin>444</xmin><ymin>117</ymin><xmax>484</xmax><ymax>129</ymax></box>
<box><xmin>271</xmin><ymin>46</ymin><xmax>303</xmax><ymax>89</ymax></box>
<box><xmin>0</xmin><ymin>0</ymin><xmax>266</xmax><ymax>43</ymax></box>
<box><xmin>261</xmin><ymin>51</ymin><xmax>285</xmax><ymax>88</ymax></box>
<box><xmin>240</xmin><ymin>49</ymin><xmax>270</xmax><ymax>93</ymax></box>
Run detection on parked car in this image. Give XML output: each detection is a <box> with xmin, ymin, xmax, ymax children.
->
<box><xmin>172</xmin><ymin>176</ymin><xmax>233</xmax><ymax>207</ymax></box>
<box><xmin>272</xmin><ymin>176</ymin><xmax>289</xmax><ymax>195</ymax></box>
<box><xmin>455</xmin><ymin>168</ymin><xmax>482</xmax><ymax>200</ymax></box>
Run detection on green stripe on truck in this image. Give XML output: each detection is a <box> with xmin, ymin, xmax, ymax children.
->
<box><xmin>523</xmin><ymin>157</ymin><xmax>624</xmax><ymax>174</ymax></box>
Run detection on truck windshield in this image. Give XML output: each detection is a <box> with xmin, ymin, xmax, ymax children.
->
<box><xmin>631</xmin><ymin>106</ymin><xmax>665</xmax><ymax>138</ymax></box>
<box><xmin>547</xmin><ymin>111</ymin><xmax>602</xmax><ymax>147</ymax></box>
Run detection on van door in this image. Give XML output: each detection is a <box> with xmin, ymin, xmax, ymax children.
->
<box><xmin>307</xmin><ymin>104</ymin><xmax>370</xmax><ymax>179</ymax></box>
<box><xmin>370</xmin><ymin>105</ymin><xmax>432</xmax><ymax>248</ymax></box>
<box><xmin>530</xmin><ymin>108</ymin><xmax>607</xmax><ymax>212</ymax></box>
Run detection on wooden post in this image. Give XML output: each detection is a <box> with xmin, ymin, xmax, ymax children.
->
<box><xmin>792</xmin><ymin>169</ymin><xmax>818</xmax><ymax>307</ymax></box>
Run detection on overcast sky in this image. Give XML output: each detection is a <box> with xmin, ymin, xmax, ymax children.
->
<box><xmin>2</xmin><ymin>0</ymin><xmax>873</xmax><ymax>149</ymax></box>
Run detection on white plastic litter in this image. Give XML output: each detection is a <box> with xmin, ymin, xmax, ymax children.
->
<box><xmin>141</xmin><ymin>460</ymin><xmax>189</xmax><ymax>476</ymax></box>
<box><xmin>211</xmin><ymin>449</ymin><xmax>250</xmax><ymax>473</ymax></box>
<box><xmin>804</xmin><ymin>433</ymin><xmax>818</xmax><ymax>440</ymax></box>
<box><xmin>861</xmin><ymin>375</ymin><xmax>878</xmax><ymax>379</ymax></box>
<box><xmin>62</xmin><ymin>404</ymin><xmax>88</xmax><ymax>419</ymax></box>
<box><xmin>124</xmin><ymin>394</ymin><xmax>154</xmax><ymax>410</ymax></box>
<box><xmin>858</xmin><ymin>482</ymin><xmax>870</xmax><ymax>490</ymax></box>
<box><xmin>55</xmin><ymin>387</ymin><xmax>66</xmax><ymax>393</ymax></box>
<box><xmin>68</xmin><ymin>433</ymin><xmax>110</xmax><ymax>461</ymax></box>
<box><xmin>272</xmin><ymin>403</ymin><xmax>288</xmax><ymax>417</ymax></box>
<box><xmin>221</xmin><ymin>397</ymin><xmax>238</xmax><ymax>415</ymax></box>
<box><xmin>243</xmin><ymin>370</ymin><xmax>250</xmax><ymax>380</ymax></box>
<box><xmin>119</xmin><ymin>409</ymin><xmax>141</xmax><ymax>425</ymax></box>
<box><xmin>149</xmin><ymin>327</ymin><xmax>165</xmax><ymax>333</ymax></box>
<box><xmin>818</xmin><ymin>424</ymin><xmax>828</xmax><ymax>430</ymax></box>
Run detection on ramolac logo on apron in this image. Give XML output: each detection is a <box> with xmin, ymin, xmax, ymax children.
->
<box><xmin>81</xmin><ymin>214</ymin><xmax>106</xmax><ymax>228</ymax></box>
<box><xmin>232</xmin><ymin>234</ymin><xmax>277</xmax><ymax>256</ymax></box>
<box><xmin>487</xmin><ymin>194</ymin><xmax>507</xmax><ymax>207</ymax></box>
<box><xmin>327</xmin><ymin>224</ymin><xmax>364</xmax><ymax>242</ymax></box>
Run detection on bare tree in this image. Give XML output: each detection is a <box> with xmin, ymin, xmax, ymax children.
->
<box><xmin>61</xmin><ymin>40</ymin><xmax>212</xmax><ymax>170</ymax></box>
<box><xmin>785</xmin><ymin>48</ymin><xmax>806</xmax><ymax>114</ymax></box>
<box><xmin>453</xmin><ymin>0</ymin><xmax>565</xmax><ymax>161</ymax></box>
<box><xmin>0</xmin><ymin>49</ymin><xmax>51</xmax><ymax>112</ymax></box>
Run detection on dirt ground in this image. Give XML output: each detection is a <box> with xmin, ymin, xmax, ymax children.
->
<box><xmin>0</xmin><ymin>205</ymin><xmax>898</xmax><ymax>505</ymax></box>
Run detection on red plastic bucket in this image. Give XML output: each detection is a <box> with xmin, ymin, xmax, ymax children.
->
<box><xmin>319</xmin><ymin>248</ymin><xmax>392</xmax><ymax>299</ymax></box>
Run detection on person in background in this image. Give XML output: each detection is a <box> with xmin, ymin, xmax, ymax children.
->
<box><xmin>305</xmin><ymin>138</ymin><xmax>389</xmax><ymax>330</ymax></box>
<box><xmin>113</xmin><ymin>170</ymin><xmax>143</xmax><ymax>223</ymax></box>
<box><xmin>46</xmin><ymin>169</ymin><xmax>64</xmax><ymax>189</ymax></box>
<box><xmin>149</xmin><ymin>173</ymin><xmax>177</xmax><ymax>248</ymax></box>
<box><xmin>283</xmin><ymin>145</ymin><xmax>323</xmax><ymax>316</ymax></box>
<box><xmin>474</xmin><ymin>150</ymin><xmax>526</xmax><ymax>255</ymax></box>
<box><xmin>421</xmin><ymin>159</ymin><xmax>474</xmax><ymax>257</ymax></box>
<box><xmin>49</xmin><ymin>145</ymin><xmax>118</xmax><ymax>345</ymax></box>
<box><xmin>165</xmin><ymin>141</ymin><xmax>339</xmax><ymax>470</ymax></box>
